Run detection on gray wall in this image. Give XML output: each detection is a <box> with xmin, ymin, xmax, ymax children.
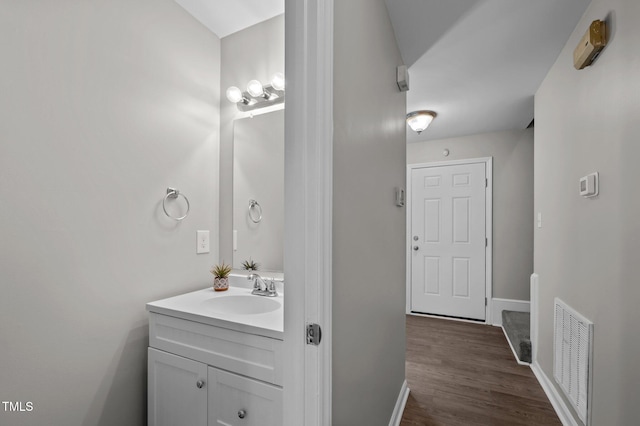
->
<box><xmin>219</xmin><ymin>15</ymin><xmax>285</xmax><ymax>265</ymax></box>
<box><xmin>0</xmin><ymin>2</ymin><xmax>220</xmax><ymax>425</ymax></box>
<box><xmin>332</xmin><ymin>1</ymin><xmax>407</xmax><ymax>424</ymax></box>
<box><xmin>535</xmin><ymin>0</ymin><xmax>640</xmax><ymax>424</ymax></box>
<box><xmin>408</xmin><ymin>129</ymin><xmax>534</xmax><ymax>301</ymax></box>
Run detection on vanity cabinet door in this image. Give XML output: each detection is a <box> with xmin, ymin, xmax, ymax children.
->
<box><xmin>208</xmin><ymin>367</ymin><xmax>282</xmax><ymax>426</ymax></box>
<box><xmin>148</xmin><ymin>348</ymin><xmax>207</xmax><ymax>426</ymax></box>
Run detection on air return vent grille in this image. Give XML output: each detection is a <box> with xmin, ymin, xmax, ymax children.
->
<box><xmin>553</xmin><ymin>298</ymin><xmax>593</xmax><ymax>425</ymax></box>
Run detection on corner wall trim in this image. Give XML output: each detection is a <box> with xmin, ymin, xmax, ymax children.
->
<box><xmin>530</xmin><ymin>361</ymin><xmax>579</xmax><ymax>426</ymax></box>
<box><xmin>491</xmin><ymin>298</ymin><xmax>530</xmax><ymax>326</ymax></box>
<box><xmin>388</xmin><ymin>380</ymin><xmax>410</xmax><ymax>426</ymax></box>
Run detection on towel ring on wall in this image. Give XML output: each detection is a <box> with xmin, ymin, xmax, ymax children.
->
<box><xmin>163</xmin><ymin>187</ymin><xmax>190</xmax><ymax>221</ymax></box>
<box><xmin>248</xmin><ymin>199</ymin><xmax>263</xmax><ymax>223</ymax></box>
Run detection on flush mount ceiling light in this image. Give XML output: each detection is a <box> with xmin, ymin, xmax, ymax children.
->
<box><xmin>226</xmin><ymin>73</ymin><xmax>285</xmax><ymax>112</ymax></box>
<box><xmin>406</xmin><ymin>110</ymin><xmax>437</xmax><ymax>134</ymax></box>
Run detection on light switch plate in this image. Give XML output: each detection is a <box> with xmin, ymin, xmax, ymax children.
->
<box><xmin>197</xmin><ymin>230</ymin><xmax>210</xmax><ymax>254</ymax></box>
<box><xmin>395</xmin><ymin>187</ymin><xmax>405</xmax><ymax>207</ymax></box>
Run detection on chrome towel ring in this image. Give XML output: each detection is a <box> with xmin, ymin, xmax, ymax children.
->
<box><xmin>163</xmin><ymin>187</ymin><xmax>190</xmax><ymax>221</ymax></box>
<box><xmin>248</xmin><ymin>199</ymin><xmax>263</xmax><ymax>223</ymax></box>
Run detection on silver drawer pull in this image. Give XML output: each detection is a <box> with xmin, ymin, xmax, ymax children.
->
<box><xmin>238</xmin><ymin>409</ymin><xmax>247</xmax><ymax>419</ymax></box>
<box><xmin>196</xmin><ymin>380</ymin><xmax>205</xmax><ymax>389</ymax></box>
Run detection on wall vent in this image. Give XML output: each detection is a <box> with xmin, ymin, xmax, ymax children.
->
<box><xmin>553</xmin><ymin>298</ymin><xmax>593</xmax><ymax>425</ymax></box>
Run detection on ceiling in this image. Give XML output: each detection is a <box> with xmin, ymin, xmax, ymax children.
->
<box><xmin>175</xmin><ymin>0</ymin><xmax>283</xmax><ymax>38</ymax></box>
<box><xmin>385</xmin><ymin>0</ymin><xmax>591</xmax><ymax>142</ymax></box>
<box><xmin>176</xmin><ymin>0</ymin><xmax>590</xmax><ymax>142</ymax></box>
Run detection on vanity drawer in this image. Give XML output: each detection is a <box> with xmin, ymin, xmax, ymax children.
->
<box><xmin>208</xmin><ymin>367</ymin><xmax>282</xmax><ymax>426</ymax></box>
<box><xmin>149</xmin><ymin>313</ymin><xmax>283</xmax><ymax>386</ymax></box>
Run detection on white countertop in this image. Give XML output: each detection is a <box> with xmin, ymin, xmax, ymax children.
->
<box><xmin>146</xmin><ymin>285</ymin><xmax>284</xmax><ymax>340</ymax></box>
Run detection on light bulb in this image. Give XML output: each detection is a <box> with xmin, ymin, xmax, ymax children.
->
<box><xmin>226</xmin><ymin>86</ymin><xmax>243</xmax><ymax>103</ymax></box>
<box><xmin>247</xmin><ymin>80</ymin><xmax>264</xmax><ymax>97</ymax></box>
<box><xmin>271</xmin><ymin>72</ymin><xmax>285</xmax><ymax>91</ymax></box>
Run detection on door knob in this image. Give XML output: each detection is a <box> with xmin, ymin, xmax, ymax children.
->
<box><xmin>413</xmin><ymin>246</ymin><xmax>419</xmax><ymax>251</ymax></box>
<box><xmin>196</xmin><ymin>380</ymin><xmax>205</xmax><ymax>389</ymax></box>
<box><xmin>238</xmin><ymin>409</ymin><xmax>247</xmax><ymax>419</ymax></box>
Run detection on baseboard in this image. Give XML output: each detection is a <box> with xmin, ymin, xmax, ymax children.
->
<box><xmin>388</xmin><ymin>380</ymin><xmax>410</xmax><ymax>426</ymax></box>
<box><xmin>408</xmin><ymin>311</ymin><xmax>487</xmax><ymax>325</ymax></box>
<box><xmin>501</xmin><ymin>326</ymin><xmax>530</xmax><ymax>366</ymax></box>
<box><xmin>530</xmin><ymin>361</ymin><xmax>579</xmax><ymax>426</ymax></box>
<box><xmin>491</xmin><ymin>298</ymin><xmax>530</xmax><ymax>326</ymax></box>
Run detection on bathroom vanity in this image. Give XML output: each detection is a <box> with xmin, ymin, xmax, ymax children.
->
<box><xmin>146</xmin><ymin>285</ymin><xmax>283</xmax><ymax>426</ymax></box>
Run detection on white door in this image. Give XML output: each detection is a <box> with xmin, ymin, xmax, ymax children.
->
<box><xmin>148</xmin><ymin>348</ymin><xmax>208</xmax><ymax>426</ymax></box>
<box><xmin>410</xmin><ymin>162</ymin><xmax>487</xmax><ymax>320</ymax></box>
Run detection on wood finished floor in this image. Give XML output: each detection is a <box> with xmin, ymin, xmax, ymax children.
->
<box><xmin>400</xmin><ymin>315</ymin><xmax>561</xmax><ymax>426</ymax></box>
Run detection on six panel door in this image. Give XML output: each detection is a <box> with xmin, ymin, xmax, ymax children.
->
<box><xmin>411</xmin><ymin>162</ymin><xmax>487</xmax><ymax>320</ymax></box>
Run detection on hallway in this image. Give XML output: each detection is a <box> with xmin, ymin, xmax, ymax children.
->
<box><xmin>400</xmin><ymin>315</ymin><xmax>560</xmax><ymax>425</ymax></box>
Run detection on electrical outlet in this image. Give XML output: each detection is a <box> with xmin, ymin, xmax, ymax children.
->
<box><xmin>197</xmin><ymin>230</ymin><xmax>210</xmax><ymax>254</ymax></box>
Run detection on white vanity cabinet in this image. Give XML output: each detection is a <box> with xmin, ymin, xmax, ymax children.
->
<box><xmin>148</xmin><ymin>348</ymin><xmax>207</xmax><ymax>426</ymax></box>
<box><xmin>147</xmin><ymin>308</ymin><xmax>283</xmax><ymax>426</ymax></box>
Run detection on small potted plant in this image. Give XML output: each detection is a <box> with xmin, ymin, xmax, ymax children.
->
<box><xmin>211</xmin><ymin>262</ymin><xmax>232</xmax><ymax>292</ymax></box>
<box><xmin>241</xmin><ymin>258</ymin><xmax>259</xmax><ymax>271</ymax></box>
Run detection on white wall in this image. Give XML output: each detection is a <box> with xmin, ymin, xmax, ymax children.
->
<box><xmin>535</xmin><ymin>0</ymin><xmax>640</xmax><ymax>424</ymax></box>
<box><xmin>0</xmin><ymin>1</ymin><xmax>220</xmax><ymax>424</ymax></box>
<box><xmin>219</xmin><ymin>15</ymin><xmax>285</xmax><ymax>266</ymax></box>
<box><xmin>408</xmin><ymin>129</ymin><xmax>534</xmax><ymax>301</ymax></box>
<box><xmin>332</xmin><ymin>1</ymin><xmax>407</xmax><ymax>425</ymax></box>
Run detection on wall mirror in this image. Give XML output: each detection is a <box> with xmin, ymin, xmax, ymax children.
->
<box><xmin>232</xmin><ymin>109</ymin><xmax>284</xmax><ymax>273</ymax></box>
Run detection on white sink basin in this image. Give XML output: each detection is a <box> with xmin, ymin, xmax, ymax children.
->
<box><xmin>148</xmin><ymin>286</ymin><xmax>284</xmax><ymax>338</ymax></box>
<box><xmin>202</xmin><ymin>294</ymin><xmax>281</xmax><ymax>315</ymax></box>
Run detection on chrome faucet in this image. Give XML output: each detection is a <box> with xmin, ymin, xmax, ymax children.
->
<box><xmin>247</xmin><ymin>273</ymin><xmax>278</xmax><ymax>297</ymax></box>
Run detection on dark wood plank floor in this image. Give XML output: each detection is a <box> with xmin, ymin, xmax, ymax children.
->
<box><xmin>400</xmin><ymin>315</ymin><xmax>561</xmax><ymax>426</ymax></box>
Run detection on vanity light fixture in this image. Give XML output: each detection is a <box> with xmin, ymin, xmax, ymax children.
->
<box><xmin>226</xmin><ymin>73</ymin><xmax>285</xmax><ymax>112</ymax></box>
<box><xmin>247</xmin><ymin>80</ymin><xmax>266</xmax><ymax>98</ymax></box>
<box><xmin>406</xmin><ymin>110</ymin><xmax>437</xmax><ymax>134</ymax></box>
<box><xmin>271</xmin><ymin>72</ymin><xmax>285</xmax><ymax>91</ymax></box>
<box><xmin>225</xmin><ymin>86</ymin><xmax>247</xmax><ymax>104</ymax></box>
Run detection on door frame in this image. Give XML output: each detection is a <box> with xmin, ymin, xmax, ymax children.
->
<box><xmin>406</xmin><ymin>157</ymin><xmax>493</xmax><ymax>323</ymax></box>
<box><xmin>283</xmin><ymin>0</ymin><xmax>333</xmax><ymax>425</ymax></box>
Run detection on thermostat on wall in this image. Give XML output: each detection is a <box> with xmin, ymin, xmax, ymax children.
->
<box><xmin>579</xmin><ymin>172</ymin><xmax>598</xmax><ymax>197</ymax></box>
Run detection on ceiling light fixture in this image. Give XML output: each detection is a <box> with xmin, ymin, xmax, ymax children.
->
<box><xmin>406</xmin><ymin>110</ymin><xmax>437</xmax><ymax>134</ymax></box>
<box><xmin>226</xmin><ymin>73</ymin><xmax>285</xmax><ymax>112</ymax></box>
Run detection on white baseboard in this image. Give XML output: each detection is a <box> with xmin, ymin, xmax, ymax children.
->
<box><xmin>491</xmin><ymin>298</ymin><xmax>530</xmax><ymax>326</ymax></box>
<box><xmin>501</xmin><ymin>326</ymin><xmax>530</xmax><ymax>366</ymax></box>
<box><xmin>530</xmin><ymin>361</ymin><xmax>579</xmax><ymax>426</ymax></box>
<box><xmin>388</xmin><ymin>380</ymin><xmax>410</xmax><ymax>426</ymax></box>
<box><xmin>408</xmin><ymin>311</ymin><xmax>488</xmax><ymax>325</ymax></box>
